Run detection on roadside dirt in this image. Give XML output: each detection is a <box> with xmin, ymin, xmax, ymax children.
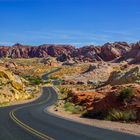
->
<box><xmin>48</xmin><ymin>105</ymin><xmax>140</xmax><ymax>136</ymax></box>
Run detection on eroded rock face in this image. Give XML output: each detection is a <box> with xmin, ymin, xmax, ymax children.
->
<box><xmin>100</xmin><ymin>42</ymin><xmax>131</xmax><ymax>61</ymax></box>
<box><xmin>68</xmin><ymin>90</ymin><xmax>104</xmax><ymax>108</ymax></box>
<box><xmin>0</xmin><ymin>66</ymin><xmax>34</xmax><ymax>104</ymax></box>
<box><xmin>0</xmin><ymin>67</ymin><xmax>24</xmax><ymax>90</ymax></box>
<box><xmin>71</xmin><ymin>62</ymin><xmax>114</xmax><ymax>86</ymax></box>
<box><xmin>84</xmin><ymin>84</ymin><xmax>140</xmax><ymax>118</ymax></box>
<box><xmin>56</xmin><ymin>53</ymin><xmax>71</xmax><ymax>62</ymax></box>
<box><xmin>0</xmin><ymin>44</ymin><xmax>75</xmax><ymax>58</ymax></box>
<box><xmin>0</xmin><ymin>41</ymin><xmax>137</xmax><ymax>62</ymax></box>
<box><xmin>5</xmin><ymin>62</ymin><xmax>17</xmax><ymax>69</ymax></box>
<box><xmin>106</xmin><ymin>66</ymin><xmax>140</xmax><ymax>85</ymax></box>
<box><xmin>117</xmin><ymin>41</ymin><xmax>140</xmax><ymax>64</ymax></box>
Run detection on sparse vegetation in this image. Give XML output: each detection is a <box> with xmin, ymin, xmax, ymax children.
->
<box><xmin>106</xmin><ymin>109</ymin><xmax>136</xmax><ymax>122</ymax></box>
<box><xmin>51</xmin><ymin>65</ymin><xmax>89</xmax><ymax>79</ymax></box>
<box><xmin>58</xmin><ymin>87</ymin><xmax>70</xmax><ymax>100</ymax></box>
<box><xmin>1</xmin><ymin>57</ymin><xmax>140</xmax><ymax>126</ymax></box>
<box><xmin>119</xmin><ymin>87</ymin><xmax>133</xmax><ymax>101</ymax></box>
<box><xmin>3</xmin><ymin>58</ymin><xmax>56</xmax><ymax>78</ymax></box>
<box><xmin>64</xmin><ymin>102</ymin><xmax>84</xmax><ymax>114</ymax></box>
<box><xmin>49</xmin><ymin>75</ymin><xmax>59</xmax><ymax>80</ymax></box>
<box><xmin>24</xmin><ymin>76</ymin><xmax>43</xmax><ymax>85</ymax></box>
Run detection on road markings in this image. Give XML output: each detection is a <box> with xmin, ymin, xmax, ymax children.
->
<box><xmin>9</xmin><ymin>87</ymin><xmax>55</xmax><ymax>140</ymax></box>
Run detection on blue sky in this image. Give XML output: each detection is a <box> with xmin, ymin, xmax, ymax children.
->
<box><xmin>0</xmin><ymin>0</ymin><xmax>140</xmax><ymax>47</ymax></box>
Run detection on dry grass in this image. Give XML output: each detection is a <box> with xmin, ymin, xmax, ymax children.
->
<box><xmin>51</xmin><ymin>64</ymin><xmax>89</xmax><ymax>79</ymax></box>
<box><xmin>2</xmin><ymin>58</ymin><xmax>58</xmax><ymax>78</ymax></box>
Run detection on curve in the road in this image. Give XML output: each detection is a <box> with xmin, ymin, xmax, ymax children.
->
<box><xmin>0</xmin><ymin>85</ymin><xmax>140</xmax><ymax>140</ymax></box>
<box><xmin>9</xmin><ymin>87</ymin><xmax>140</xmax><ymax>140</ymax></box>
<box><xmin>9</xmin><ymin>89</ymin><xmax>54</xmax><ymax>140</ymax></box>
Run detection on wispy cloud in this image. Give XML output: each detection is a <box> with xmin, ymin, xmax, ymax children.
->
<box><xmin>102</xmin><ymin>30</ymin><xmax>132</xmax><ymax>36</ymax></box>
<box><xmin>6</xmin><ymin>29</ymin><xmax>119</xmax><ymax>46</ymax></box>
<box><xmin>24</xmin><ymin>30</ymin><xmax>111</xmax><ymax>44</ymax></box>
<box><xmin>0</xmin><ymin>41</ymin><xmax>13</xmax><ymax>46</ymax></box>
<box><xmin>1</xmin><ymin>28</ymin><xmax>139</xmax><ymax>47</ymax></box>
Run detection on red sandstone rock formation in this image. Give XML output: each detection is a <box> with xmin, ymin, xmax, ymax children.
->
<box><xmin>1</xmin><ymin>41</ymin><xmax>140</xmax><ymax>63</ymax></box>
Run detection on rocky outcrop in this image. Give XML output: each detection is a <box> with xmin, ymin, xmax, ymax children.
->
<box><xmin>56</xmin><ymin>53</ymin><xmax>71</xmax><ymax>62</ymax></box>
<box><xmin>69</xmin><ymin>62</ymin><xmax>114</xmax><ymax>86</ymax></box>
<box><xmin>0</xmin><ymin>66</ymin><xmax>35</xmax><ymax>105</ymax></box>
<box><xmin>0</xmin><ymin>41</ymin><xmax>138</xmax><ymax>62</ymax></box>
<box><xmin>0</xmin><ymin>44</ymin><xmax>75</xmax><ymax>58</ymax></box>
<box><xmin>72</xmin><ymin>46</ymin><xmax>102</xmax><ymax>62</ymax></box>
<box><xmin>84</xmin><ymin>84</ymin><xmax>140</xmax><ymax>118</ymax></box>
<box><xmin>106</xmin><ymin>66</ymin><xmax>140</xmax><ymax>85</ymax></box>
<box><xmin>68</xmin><ymin>90</ymin><xmax>104</xmax><ymax>108</ymax></box>
<box><xmin>0</xmin><ymin>67</ymin><xmax>23</xmax><ymax>90</ymax></box>
<box><xmin>115</xmin><ymin>41</ymin><xmax>140</xmax><ymax>64</ymax></box>
<box><xmin>5</xmin><ymin>62</ymin><xmax>17</xmax><ymax>69</ymax></box>
<box><xmin>100</xmin><ymin>42</ymin><xmax>131</xmax><ymax>61</ymax></box>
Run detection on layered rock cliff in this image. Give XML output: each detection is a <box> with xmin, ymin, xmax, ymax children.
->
<box><xmin>0</xmin><ymin>41</ymin><xmax>139</xmax><ymax>63</ymax></box>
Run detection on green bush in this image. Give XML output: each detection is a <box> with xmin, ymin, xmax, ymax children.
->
<box><xmin>33</xmin><ymin>79</ymin><xmax>42</xmax><ymax>85</ymax></box>
<box><xmin>25</xmin><ymin>76</ymin><xmax>43</xmax><ymax>85</ymax></box>
<box><xmin>64</xmin><ymin>102</ymin><xmax>83</xmax><ymax>114</ymax></box>
<box><xmin>119</xmin><ymin>87</ymin><xmax>133</xmax><ymax>101</ymax></box>
<box><xmin>60</xmin><ymin>87</ymin><xmax>69</xmax><ymax>94</ymax></box>
<box><xmin>106</xmin><ymin>109</ymin><xmax>136</xmax><ymax>121</ymax></box>
<box><xmin>59</xmin><ymin>87</ymin><xmax>70</xmax><ymax>100</ymax></box>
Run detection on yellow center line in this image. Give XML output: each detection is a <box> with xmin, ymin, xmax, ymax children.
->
<box><xmin>9</xmin><ymin>87</ymin><xmax>55</xmax><ymax>140</ymax></box>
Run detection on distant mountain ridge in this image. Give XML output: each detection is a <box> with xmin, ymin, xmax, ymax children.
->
<box><xmin>0</xmin><ymin>41</ymin><xmax>140</xmax><ymax>63</ymax></box>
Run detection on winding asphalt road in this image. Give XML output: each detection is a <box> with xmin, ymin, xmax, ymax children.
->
<box><xmin>0</xmin><ymin>86</ymin><xmax>140</xmax><ymax>140</ymax></box>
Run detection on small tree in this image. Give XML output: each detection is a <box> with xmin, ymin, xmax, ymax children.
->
<box><xmin>119</xmin><ymin>87</ymin><xmax>133</xmax><ymax>101</ymax></box>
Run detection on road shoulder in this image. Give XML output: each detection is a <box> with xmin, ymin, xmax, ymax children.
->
<box><xmin>46</xmin><ymin>105</ymin><xmax>140</xmax><ymax>136</ymax></box>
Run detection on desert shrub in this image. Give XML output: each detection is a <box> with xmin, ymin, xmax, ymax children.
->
<box><xmin>119</xmin><ymin>87</ymin><xmax>133</xmax><ymax>101</ymax></box>
<box><xmin>64</xmin><ymin>102</ymin><xmax>84</xmax><ymax>114</ymax></box>
<box><xmin>33</xmin><ymin>79</ymin><xmax>42</xmax><ymax>85</ymax></box>
<box><xmin>26</xmin><ymin>94</ymin><xmax>35</xmax><ymax>100</ymax></box>
<box><xmin>49</xmin><ymin>75</ymin><xmax>58</xmax><ymax>80</ymax></box>
<box><xmin>59</xmin><ymin>87</ymin><xmax>71</xmax><ymax>100</ymax></box>
<box><xmin>60</xmin><ymin>87</ymin><xmax>69</xmax><ymax>94</ymax></box>
<box><xmin>106</xmin><ymin>109</ymin><xmax>136</xmax><ymax>121</ymax></box>
<box><xmin>26</xmin><ymin>76</ymin><xmax>43</xmax><ymax>85</ymax></box>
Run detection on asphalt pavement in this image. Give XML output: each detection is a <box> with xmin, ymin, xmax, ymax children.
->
<box><xmin>0</xmin><ymin>87</ymin><xmax>140</xmax><ymax>140</ymax></box>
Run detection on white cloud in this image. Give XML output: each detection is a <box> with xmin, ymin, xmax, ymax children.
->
<box><xmin>0</xmin><ymin>41</ymin><xmax>13</xmax><ymax>46</ymax></box>
<box><xmin>3</xmin><ymin>29</ymin><xmax>138</xmax><ymax>47</ymax></box>
<box><xmin>102</xmin><ymin>30</ymin><xmax>132</xmax><ymax>36</ymax></box>
<box><xmin>24</xmin><ymin>30</ymin><xmax>111</xmax><ymax>43</ymax></box>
